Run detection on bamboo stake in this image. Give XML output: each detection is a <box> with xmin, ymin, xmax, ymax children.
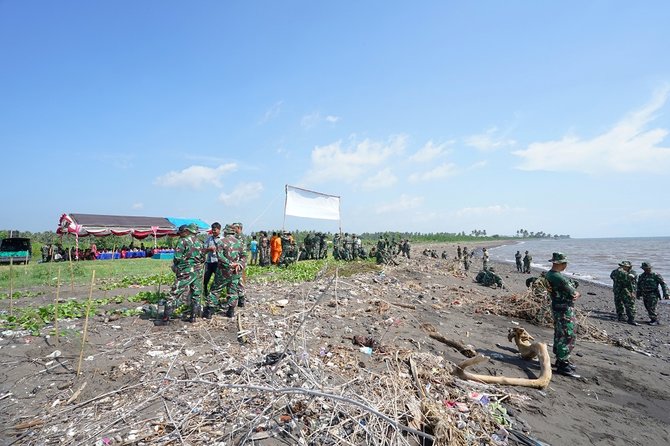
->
<box><xmin>77</xmin><ymin>270</ymin><xmax>95</xmax><ymax>376</ymax></box>
<box><xmin>9</xmin><ymin>257</ymin><xmax>13</xmax><ymax>317</ymax></box>
<box><xmin>68</xmin><ymin>252</ymin><xmax>75</xmax><ymax>293</ymax></box>
<box><xmin>334</xmin><ymin>264</ymin><xmax>339</xmax><ymax>316</ymax></box>
<box><xmin>55</xmin><ymin>267</ymin><xmax>61</xmax><ymax>345</ymax></box>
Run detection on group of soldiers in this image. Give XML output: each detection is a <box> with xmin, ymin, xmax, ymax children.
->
<box><xmin>515</xmin><ymin>250</ymin><xmax>533</xmax><ymax>273</ymax></box>
<box><xmin>375</xmin><ymin>236</ymin><xmax>410</xmax><ymax>264</ymax></box>
<box><xmin>610</xmin><ymin>260</ymin><xmax>669</xmax><ymax>326</ymax></box>
<box><xmin>164</xmin><ymin>222</ymin><xmax>247</xmax><ymax>324</ymax></box>
<box><xmin>332</xmin><ymin>233</ymin><xmax>366</xmax><ymax>261</ymax></box>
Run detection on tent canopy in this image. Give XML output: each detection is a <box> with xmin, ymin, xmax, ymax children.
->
<box><xmin>57</xmin><ymin>213</ymin><xmax>208</xmax><ymax>239</ymax></box>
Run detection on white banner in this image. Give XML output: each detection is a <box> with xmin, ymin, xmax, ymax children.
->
<box><xmin>285</xmin><ymin>185</ymin><xmax>340</xmax><ymax>221</ymax></box>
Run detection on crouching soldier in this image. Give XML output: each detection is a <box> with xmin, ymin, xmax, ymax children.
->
<box><xmin>475</xmin><ymin>266</ymin><xmax>505</xmax><ymax>289</ymax></box>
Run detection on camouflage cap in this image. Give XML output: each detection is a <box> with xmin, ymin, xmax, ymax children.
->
<box><xmin>548</xmin><ymin>252</ymin><xmax>568</xmax><ymax>264</ymax></box>
<box><xmin>618</xmin><ymin>260</ymin><xmax>632</xmax><ymax>268</ymax></box>
<box><xmin>223</xmin><ymin>224</ymin><xmax>235</xmax><ymax>235</ymax></box>
<box><xmin>641</xmin><ymin>262</ymin><xmax>652</xmax><ymax>269</ymax></box>
<box><xmin>186</xmin><ymin>223</ymin><xmax>199</xmax><ymax>234</ymax></box>
<box><xmin>232</xmin><ymin>222</ymin><xmax>243</xmax><ymax>228</ymax></box>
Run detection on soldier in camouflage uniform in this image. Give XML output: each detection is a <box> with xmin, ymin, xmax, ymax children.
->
<box><xmin>545</xmin><ymin>252</ymin><xmax>581</xmax><ymax>378</ymax></box>
<box><xmin>475</xmin><ymin>267</ymin><xmax>504</xmax><ymax>288</ymax></box>
<box><xmin>332</xmin><ymin>233</ymin><xmax>341</xmax><ymax>260</ymax></box>
<box><xmin>280</xmin><ymin>239</ymin><xmax>299</xmax><ymax>266</ymax></box>
<box><xmin>164</xmin><ymin>224</ymin><xmax>205</xmax><ymax>323</ymax></box>
<box><xmin>636</xmin><ymin>262</ymin><xmax>669</xmax><ymax>326</ymax></box>
<box><xmin>317</xmin><ymin>233</ymin><xmax>327</xmax><ymax>259</ymax></box>
<box><xmin>342</xmin><ymin>233</ymin><xmax>352</xmax><ymax>261</ymax></box>
<box><xmin>259</xmin><ymin>231</ymin><xmax>271</xmax><ymax>266</ymax></box>
<box><xmin>462</xmin><ymin>247</ymin><xmax>470</xmax><ymax>272</ymax></box>
<box><xmin>522</xmin><ymin>251</ymin><xmax>532</xmax><ymax>274</ymax></box>
<box><xmin>609</xmin><ymin>260</ymin><xmax>638</xmax><ymax>325</ymax></box>
<box><xmin>207</xmin><ymin>224</ymin><xmax>247</xmax><ymax>318</ymax></box>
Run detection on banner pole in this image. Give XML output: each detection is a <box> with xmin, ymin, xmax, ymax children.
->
<box><xmin>282</xmin><ymin>184</ymin><xmax>288</xmax><ymax>231</ymax></box>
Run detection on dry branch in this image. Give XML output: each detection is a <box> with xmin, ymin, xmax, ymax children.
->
<box><xmin>420</xmin><ymin>323</ymin><xmax>476</xmax><ymax>358</ymax></box>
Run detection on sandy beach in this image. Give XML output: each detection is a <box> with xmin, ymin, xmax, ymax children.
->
<box><xmin>1</xmin><ymin>241</ymin><xmax>669</xmax><ymax>445</ymax></box>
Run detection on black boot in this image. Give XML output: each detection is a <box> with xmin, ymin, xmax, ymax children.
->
<box><xmin>226</xmin><ymin>306</ymin><xmax>235</xmax><ymax>318</ymax></box>
<box><xmin>617</xmin><ymin>315</ymin><xmax>626</xmax><ymax>322</ymax></box>
<box><xmin>160</xmin><ymin>304</ymin><xmax>173</xmax><ymax>325</ymax></box>
<box><xmin>237</xmin><ymin>297</ymin><xmax>245</xmax><ymax>308</ymax></box>
<box><xmin>555</xmin><ymin>360</ymin><xmax>581</xmax><ymax>378</ymax></box>
<box><xmin>627</xmin><ymin>318</ymin><xmax>639</xmax><ymax>326</ymax></box>
<box><xmin>202</xmin><ymin>306</ymin><xmax>213</xmax><ymax>319</ymax></box>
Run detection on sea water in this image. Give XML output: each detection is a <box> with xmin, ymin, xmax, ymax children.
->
<box><xmin>489</xmin><ymin>237</ymin><xmax>670</xmax><ymax>287</ymax></box>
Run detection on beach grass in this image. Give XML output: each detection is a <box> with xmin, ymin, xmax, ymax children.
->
<box><xmin>0</xmin><ymin>257</ymin><xmax>380</xmax><ymax>296</ymax></box>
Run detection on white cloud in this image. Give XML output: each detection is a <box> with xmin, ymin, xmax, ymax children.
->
<box><xmin>408</xmin><ymin>162</ymin><xmax>458</xmax><ymax>182</ymax></box>
<box><xmin>409</xmin><ymin>140</ymin><xmax>452</xmax><ymax>162</ymax></box>
<box><xmin>465</xmin><ymin>127</ymin><xmax>516</xmax><ymax>151</ymax></box>
<box><xmin>454</xmin><ymin>205</ymin><xmax>522</xmax><ymax>217</ymax></box>
<box><xmin>154</xmin><ymin>163</ymin><xmax>238</xmax><ymax>189</ymax></box>
<box><xmin>218</xmin><ymin>182</ymin><xmax>264</xmax><ymax>206</ymax></box>
<box><xmin>301</xmin><ymin>112</ymin><xmax>341</xmax><ymax>129</ymax></box>
<box><xmin>375</xmin><ymin>194</ymin><xmax>424</xmax><ymax>214</ymax></box>
<box><xmin>362</xmin><ymin>168</ymin><xmax>398</xmax><ymax>190</ymax></box>
<box><xmin>131</xmin><ymin>202</ymin><xmax>144</xmax><ymax>210</ymax></box>
<box><xmin>305</xmin><ymin>135</ymin><xmax>407</xmax><ymax>183</ymax></box>
<box><xmin>467</xmin><ymin>160</ymin><xmax>488</xmax><ymax>170</ymax></box>
<box><xmin>513</xmin><ymin>87</ymin><xmax>670</xmax><ymax>174</ymax></box>
<box><xmin>259</xmin><ymin>101</ymin><xmax>283</xmax><ymax>124</ymax></box>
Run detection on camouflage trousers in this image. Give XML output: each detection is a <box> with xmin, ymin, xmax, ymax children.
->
<box><xmin>206</xmin><ymin>267</ymin><xmax>242</xmax><ymax>308</ymax></box>
<box><xmin>169</xmin><ymin>268</ymin><xmax>202</xmax><ymax>309</ymax></box>
<box><xmin>552</xmin><ymin>306</ymin><xmax>576</xmax><ymax>362</ymax></box>
<box><xmin>642</xmin><ymin>293</ymin><xmax>660</xmax><ymax>322</ymax></box>
<box><xmin>614</xmin><ymin>291</ymin><xmax>636</xmax><ymax>319</ymax></box>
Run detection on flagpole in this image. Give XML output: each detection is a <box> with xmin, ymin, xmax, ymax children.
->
<box><xmin>282</xmin><ymin>184</ymin><xmax>288</xmax><ymax>231</ymax></box>
<box><xmin>338</xmin><ymin>196</ymin><xmax>342</xmax><ymax>234</ymax></box>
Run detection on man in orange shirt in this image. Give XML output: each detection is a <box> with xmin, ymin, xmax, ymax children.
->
<box><xmin>271</xmin><ymin>231</ymin><xmax>282</xmax><ymax>265</ymax></box>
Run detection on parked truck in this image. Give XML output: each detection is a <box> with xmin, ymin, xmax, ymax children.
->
<box><xmin>0</xmin><ymin>237</ymin><xmax>32</xmax><ymax>264</ymax></box>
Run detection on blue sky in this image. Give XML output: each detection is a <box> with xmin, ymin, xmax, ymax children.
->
<box><xmin>1</xmin><ymin>1</ymin><xmax>668</xmax><ymax>238</ymax></box>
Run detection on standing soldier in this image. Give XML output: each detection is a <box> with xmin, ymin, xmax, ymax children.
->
<box><xmin>482</xmin><ymin>247</ymin><xmax>490</xmax><ymax>270</ymax></box>
<box><xmin>457</xmin><ymin>245</ymin><xmax>462</xmax><ymax>260</ymax></box>
<box><xmin>545</xmin><ymin>252</ymin><xmax>581</xmax><ymax>378</ymax></box>
<box><xmin>342</xmin><ymin>233</ymin><xmax>352</xmax><ymax>261</ymax></box>
<box><xmin>163</xmin><ymin>224</ymin><xmax>205</xmax><ymax>324</ymax></box>
<box><xmin>259</xmin><ymin>231</ymin><xmax>270</xmax><ymax>266</ymax></box>
<box><xmin>523</xmin><ymin>250</ymin><xmax>532</xmax><ymax>274</ymax></box>
<box><xmin>212</xmin><ymin>224</ymin><xmax>247</xmax><ymax>318</ymax></box>
<box><xmin>637</xmin><ymin>262</ymin><xmax>669</xmax><ymax>326</ymax></box>
<box><xmin>203</xmin><ymin>222</ymin><xmax>221</xmax><ymax>296</ymax></box>
<box><xmin>515</xmin><ymin>250</ymin><xmax>523</xmax><ymax>272</ymax></box>
<box><xmin>462</xmin><ymin>246</ymin><xmax>470</xmax><ymax>271</ymax></box>
<box><xmin>402</xmin><ymin>239</ymin><xmax>411</xmax><ymax>258</ymax></box>
<box><xmin>610</xmin><ymin>260</ymin><xmax>638</xmax><ymax>325</ymax></box>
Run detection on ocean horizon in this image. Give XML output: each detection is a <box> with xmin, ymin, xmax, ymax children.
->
<box><xmin>488</xmin><ymin>236</ymin><xmax>670</xmax><ymax>287</ymax></box>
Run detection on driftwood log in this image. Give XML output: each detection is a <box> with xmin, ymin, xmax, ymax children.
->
<box><xmin>455</xmin><ymin>327</ymin><xmax>552</xmax><ymax>389</ymax></box>
<box><xmin>420</xmin><ymin>323</ymin><xmax>477</xmax><ymax>358</ymax></box>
